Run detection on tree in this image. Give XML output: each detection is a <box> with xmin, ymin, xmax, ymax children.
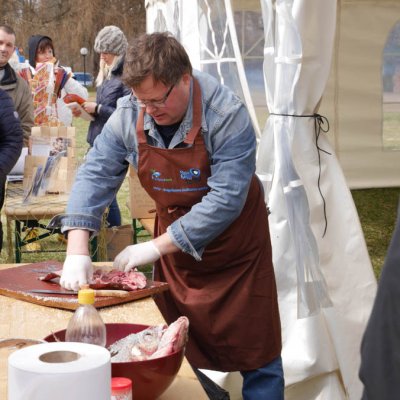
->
<box><xmin>1</xmin><ymin>0</ymin><xmax>146</xmax><ymax>74</ymax></box>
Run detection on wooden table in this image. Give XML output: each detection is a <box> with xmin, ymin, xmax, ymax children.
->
<box><xmin>0</xmin><ymin>263</ymin><xmax>207</xmax><ymax>399</ymax></box>
<box><xmin>3</xmin><ymin>182</ymin><xmax>69</xmax><ymax>263</ymax></box>
<box><xmin>3</xmin><ymin>182</ymin><xmax>101</xmax><ymax>263</ymax></box>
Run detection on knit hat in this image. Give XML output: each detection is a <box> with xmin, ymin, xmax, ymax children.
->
<box><xmin>94</xmin><ymin>26</ymin><xmax>127</xmax><ymax>56</ymax></box>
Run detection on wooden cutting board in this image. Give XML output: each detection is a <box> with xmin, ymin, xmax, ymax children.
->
<box><xmin>0</xmin><ymin>261</ymin><xmax>169</xmax><ymax>311</ymax></box>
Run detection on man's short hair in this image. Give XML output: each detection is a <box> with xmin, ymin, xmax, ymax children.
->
<box><xmin>0</xmin><ymin>25</ymin><xmax>16</xmax><ymax>36</ymax></box>
<box><xmin>122</xmin><ymin>32</ymin><xmax>192</xmax><ymax>89</ymax></box>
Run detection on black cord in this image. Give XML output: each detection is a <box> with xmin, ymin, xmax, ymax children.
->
<box><xmin>269</xmin><ymin>113</ymin><xmax>331</xmax><ymax>237</ymax></box>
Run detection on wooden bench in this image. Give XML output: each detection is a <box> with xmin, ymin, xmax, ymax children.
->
<box><xmin>137</xmin><ymin>217</ymin><xmax>155</xmax><ymax>238</ymax></box>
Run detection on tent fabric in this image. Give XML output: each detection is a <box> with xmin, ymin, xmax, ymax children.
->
<box><xmin>321</xmin><ymin>0</ymin><xmax>400</xmax><ymax>189</ymax></box>
<box><xmin>259</xmin><ymin>0</ymin><xmax>336</xmax><ymax>319</ymax></box>
<box><xmin>257</xmin><ymin>1</ymin><xmax>376</xmax><ymax>399</ymax></box>
<box><xmin>233</xmin><ymin>0</ymin><xmax>400</xmax><ymax>190</ymax></box>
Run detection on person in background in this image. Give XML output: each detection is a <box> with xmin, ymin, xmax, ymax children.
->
<box><xmin>0</xmin><ymin>25</ymin><xmax>34</xmax><ymax>146</ymax></box>
<box><xmin>80</xmin><ymin>25</ymin><xmax>130</xmax><ymax>227</ymax></box>
<box><xmin>16</xmin><ymin>47</ymin><xmax>25</xmax><ymax>63</ymax></box>
<box><xmin>28</xmin><ymin>34</ymin><xmax>88</xmax><ymax>127</ymax></box>
<box><xmin>359</xmin><ymin>199</ymin><xmax>400</xmax><ymax>399</ymax></box>
<box><xmin>0</xmin><ymin>88</ymin><xmax>23</xmax><ymax>253</ymax></box>
<box><xmin>28</xmin><ymin>34</ymin><xmax>87</xmax><ymax>246</ymax></box>
<box><xmin>0</xmin><ymin>26</ymin><xmax>36</xmax><ymax>251</ymax></box>
<box><xmin>50</xmin><ymin>32</ymin><xmax>283</xmax><ymax>399</ymax></box>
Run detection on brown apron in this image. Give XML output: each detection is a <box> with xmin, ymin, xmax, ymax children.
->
<box><xmin>136</xmin><ymin>78</ymin><xmax>281</xmax><ymax>371</ymax></box>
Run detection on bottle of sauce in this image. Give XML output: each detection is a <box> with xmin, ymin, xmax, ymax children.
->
<box><xmin>65</xmin><ymin>289</ymin><xmax>106</xmax><ymax>347</ymax></box>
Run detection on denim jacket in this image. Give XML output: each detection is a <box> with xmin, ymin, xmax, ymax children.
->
<box><xmin>49</xmin><ymin>70</ymin><xmax>257</xmax><ymax>260</ymax></box>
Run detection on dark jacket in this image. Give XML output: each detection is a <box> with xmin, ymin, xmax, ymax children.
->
<box><xmin>0</xmin><ymin>88</ymin><xmax>24</xmax><ymax>181</ymax></box>
<box><xmin>0</xmin><ymin>88</ymin><xmax>23</xmax><ymax>252</ymax></box>
<box><xmin>87</xmin><ymin>57</ymin><xmax>130</xmax><ymax>146</ymax></box>
<box><xmin>0</xmin><ymin>63</ymin><xmax>34</xmax><ymax>146</ymax></box>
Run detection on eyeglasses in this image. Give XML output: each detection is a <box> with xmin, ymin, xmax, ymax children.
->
<box><xmin>131</xmin><ymin>84</ymin><xmax>175</xmax><ymax>108</ymax></box>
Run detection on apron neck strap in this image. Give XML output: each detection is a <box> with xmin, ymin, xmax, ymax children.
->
<box><xmin>136</xmin><ymin>107</ymin><xmax>146</xmax><ymax>144</ymax></box>
<box><xmin>136</xmin><ymin>76</ymin><xmax>202</xmax><ymax>145</ymax></box>
<box><xmin>183</xmin><ymin>77</ymin><xmax>202</xmax><ymax>145</ymax></box>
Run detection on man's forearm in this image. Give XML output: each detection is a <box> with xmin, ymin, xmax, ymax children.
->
<box><xmin>66</xmin><ymin>229</ymin><xmax>90</xmax><ymax>255</ymax></box>
<box><xmin>153</xmin><ymin>232</ymin><xmax>180</xmax><ymax>256</ymax></box>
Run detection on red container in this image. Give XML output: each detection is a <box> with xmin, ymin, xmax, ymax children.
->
<box><xmin>44</xmin><ymin>323</ymin><xmax>185</xmax><ymax>400</ymax></box>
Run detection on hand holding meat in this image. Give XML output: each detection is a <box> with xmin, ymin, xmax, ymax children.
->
<box><xmin>82</xmin><ymin>101</ymin><xmax>97</xmax><ymax>114</ymax></box>
<box><xmin>71</xmin><ymin>107</ymin><xmax>82</xmax><ymax>118</ymax></box>
<box><xmin>60</xmin><ymin>255</ymin><xmax>93</xmax><ymax>291</ymax></box>
<box><xmin>114</xmin><ymin>241</ymin><xmax>161</xmax><ymax>272</ymax></box>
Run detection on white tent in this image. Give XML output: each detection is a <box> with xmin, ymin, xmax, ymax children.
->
<box><xmin>256</xmin><ymin>1</ymin><xmax>375</xmax><ymax>399</ymax></box>
<box><xmin>145</xmin><ymin>0</ymin><xmax>398</xmax><ymax>398</ymax></box>
<box><xmin>323</xmin><ymin>0</ymin><xmax>400</xmax><ymax>188</ymax></box>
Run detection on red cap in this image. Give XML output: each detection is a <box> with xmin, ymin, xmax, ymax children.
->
<box><xmin>111</xmin><ymin>377</ymin><xmax>132</xmax><ymax>394</ymax></box>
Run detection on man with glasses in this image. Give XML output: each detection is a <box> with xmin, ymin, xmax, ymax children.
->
<box><xmin>50</xmin><ymin>32</ymin><xmax>283</xmax><ymax>400</ymax></box>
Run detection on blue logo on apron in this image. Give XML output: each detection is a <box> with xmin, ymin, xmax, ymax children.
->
<box><xmin>151</xmin><ymin>170</ymin><xmax>172</xmax><ymax>182</ymax></box>
<box><xmin>180</xmin><ymin>168</ymin><xmax>201</xmax><ymax>181</ymax></box>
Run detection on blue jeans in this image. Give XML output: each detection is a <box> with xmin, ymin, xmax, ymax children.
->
<box><xmin>240</xmin><ymin>356</ymin><xmax>284</xmax><ymax>400</ymax></box>
<box><xmin>107</xmin><ymin>196</ymin><xmax>121</xmax><ymax>227</ymax></box>
<box><xmin>194</xmin><ymin>356</ymin><xmax>284</xmax><ymax>400</ymax></box>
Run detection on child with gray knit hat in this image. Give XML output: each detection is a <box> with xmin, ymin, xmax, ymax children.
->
<box><xmin>94</xmin><ymin>25</ymin><xmax>128</xmax><ymax>56</ymax></box>
<box><xmin>78</xmin><ymin>25</ymin><xmax>130</xmax><ymax>227</ymax></box>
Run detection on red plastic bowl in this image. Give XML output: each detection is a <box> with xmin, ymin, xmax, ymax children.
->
<box><xmin>44</xmin><ymin>323</ymin><xmax>185</xmax><ymax>400</ymax></box>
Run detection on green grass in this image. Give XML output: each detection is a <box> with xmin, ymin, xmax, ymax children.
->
<box><xmin>351</xmin><ymin>187</ymin><xmax>400</xmax><ymax>279</ymax></box>
<box><xmin>1</xmin><ymin>103</ymin><xmax>399</xmax><ymax>282</ymax></box>
<box><xmin>383</xmin><ymin>111</ymin><xmax>400</xmax><ymax>150</ymax></box>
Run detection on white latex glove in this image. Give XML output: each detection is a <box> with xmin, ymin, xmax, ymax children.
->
<box><xmin>60</xmin><ymin>255</ymin><xmax>93</xmax><ymax>291</ymax></box>
<box><xmin>113</xmin><ymin>240</ymin><xmax>161</xmax><ymax>272</ymax></box>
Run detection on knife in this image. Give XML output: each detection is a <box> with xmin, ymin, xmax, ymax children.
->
<box><xmin>28</xmin><ymin>289</ymin><xmax>129</xmax><ymax>298</ymax></box>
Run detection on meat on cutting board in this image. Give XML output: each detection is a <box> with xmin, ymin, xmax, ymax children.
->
<box><xmin>92</xmin><ymin>269</ymin><xmax>147</xmax><ymax>290</ymax></box>
<box><xmin>40</xmin><ymin>268</ymin><xmax>147</xmax><ymax>291</ymax></box>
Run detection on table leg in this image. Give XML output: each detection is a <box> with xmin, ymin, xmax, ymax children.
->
<box><xmin>90</xmin><ymin>236</ymin><xmax>98</xmax><ymax>262</ymax></box>
<box><xmin>133</xmin><ymin>219</ymin><xmax>139</xmax><ymax>244</ymax></box>
<box><xmin>133</xmin><ymin>219</ymin><xmax>148</xmax><ymax>244</ymax></box>
<box><xmin>14</xmin><ymin>220</ymin><xmax>22</xmax><ymax>263</ymax></box>
<box><xmin>6</xmin><ymin>217</ymin><xmax>13</xmax><ymax>263</ymax></box>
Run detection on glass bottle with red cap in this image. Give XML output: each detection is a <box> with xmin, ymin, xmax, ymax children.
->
<box><xmin>111</xmin><ymin>377</ymin><xmax>132</xmax><ymax>400</ymax></box>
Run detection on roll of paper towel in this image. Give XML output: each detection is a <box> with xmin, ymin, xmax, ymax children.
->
<box><xmin>8</xmin><ymin>342</ymin><xmax>111</xmax><ymax>400</ymax></box>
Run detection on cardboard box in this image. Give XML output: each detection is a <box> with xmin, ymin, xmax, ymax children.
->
<box><xmin>31</xmin><ymin>125</ymin><xmax>76</xmax><ymax>140</ymax></box>
<box><xmin>105</xmin><ymin>224</ymin><xmax>134</xmax><ymax>261</ymax></box>
<box><xmin>128</xmin><ymin>167</ymin><xmax>155</xmax><ymax>219</ymax></box>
